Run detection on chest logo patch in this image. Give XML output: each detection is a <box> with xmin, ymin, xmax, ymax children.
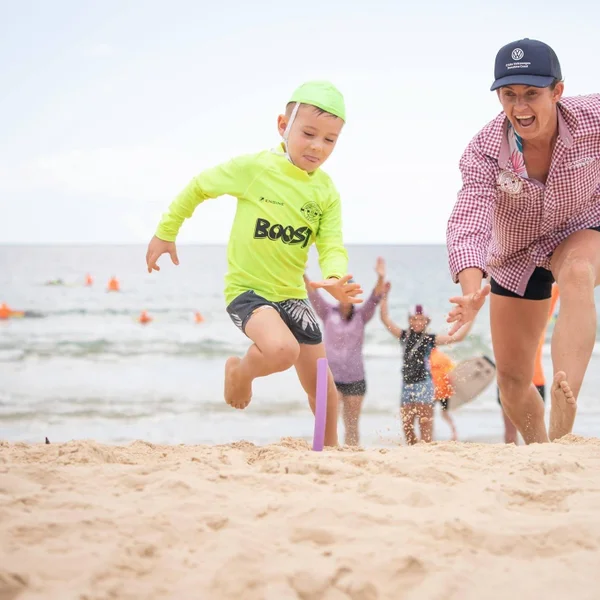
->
<box><xmin>497</xmin><ymin>170</ymin><xmax>523</xmax><ymax>195</ymax></box>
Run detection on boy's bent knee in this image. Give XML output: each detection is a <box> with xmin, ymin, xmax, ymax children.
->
<box><xmin>262</xmin><ymin>340</ymin><xmax>300</xmax><ymax>372</ymax></box>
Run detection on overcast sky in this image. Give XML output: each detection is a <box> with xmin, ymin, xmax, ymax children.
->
<box><xmin>2</xmin><ymin>0</ymin><xmax>599</xmax><ymax>244</ymax></box>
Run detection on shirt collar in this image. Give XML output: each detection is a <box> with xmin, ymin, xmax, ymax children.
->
<box><xmin>270</xmin><ymin>142</ymin><xmax>316</xmax><ymax>180</ymax></box>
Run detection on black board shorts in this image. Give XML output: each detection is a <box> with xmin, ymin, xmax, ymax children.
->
<box><xmin>490</xmin><ymin>225</ymin><xmax>600</xmax><ymax>300</ymax></box>
<box><xmin>226</xmin><ymin>290</ymin><xmax>322</xmax><ymax>345</ymax></box>
<box><xmin>335</xmin><ymin>380</ymin><xmax>367</xmax><ymax>397</ymax></box>
<box><xmin>491</xmin><ymin>267</ymin><xmax>555</xmax><ymax>300</ymax></box>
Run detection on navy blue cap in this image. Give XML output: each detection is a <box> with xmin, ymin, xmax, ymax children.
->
<box><xmin>491</xmin><ymin>38</ymin><xmax>562</xmax><ymax>91</ymax></box>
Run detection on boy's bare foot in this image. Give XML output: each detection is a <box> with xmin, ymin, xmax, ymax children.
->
<box><xmin>549</xmin><ymin>371</ymin><xmax>577</xmax><ymax>441</ymax></box>
<box><xmin>224</xmin><ymin>357</ymin><xmax>252</xmax><ymax>409</ymax></box>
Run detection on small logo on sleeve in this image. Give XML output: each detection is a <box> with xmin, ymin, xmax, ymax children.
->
<box><xmin>300</xmin><ymin>202</ymin><xmax>322</xmax><ymax>222</ymax></box>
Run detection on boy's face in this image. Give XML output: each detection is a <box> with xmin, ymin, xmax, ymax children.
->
<box><xmin>277</xmin><ymin>104</ymin><xmax>344</xmax><ymax>172</ymax></box>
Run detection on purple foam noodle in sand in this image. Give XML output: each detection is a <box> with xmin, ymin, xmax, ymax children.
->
<box><xmin>312</xmin><ymin>358</ymin><xmax>328</xmax><ymax>451</ymax></box>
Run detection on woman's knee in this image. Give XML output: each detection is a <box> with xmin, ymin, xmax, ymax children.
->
<box><xmin>497</xmin><ymin>368</ymin><xmax>531</xmax><ymax>397</ymax></box>
<box><xmin>556</xmin><ymin>256</ymin><xmax>596</xmax><ymax>293</ymax></box>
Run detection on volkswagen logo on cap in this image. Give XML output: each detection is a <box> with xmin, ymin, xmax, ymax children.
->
<box><xmin>511</xmin><ymin>48</ymin><xmax>524</xmax><ymax>61</ymax></box>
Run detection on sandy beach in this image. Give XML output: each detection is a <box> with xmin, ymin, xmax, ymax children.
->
<box><xmin>2</xmin><ymin>437</ymin><xmax>600</xmax><ymax>599</ymax></box>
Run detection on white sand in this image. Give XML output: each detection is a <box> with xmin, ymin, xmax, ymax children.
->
<box><xmin>2</xmin><ymin>436</ymin><xmax>600</xmax><ymax>599</ymax></box>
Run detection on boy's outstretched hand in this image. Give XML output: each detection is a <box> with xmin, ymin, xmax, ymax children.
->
<box><xmin>309</xmin><ymin>275</ymin><xmax>363</xmax><ymax>304</ymax></box>
<box><xmin>146</xmin><ymin>235</ymin><xmax>179</xmax><ymax>273</ymax></box>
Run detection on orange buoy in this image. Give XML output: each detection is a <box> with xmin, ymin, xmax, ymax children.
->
<box><xmin>194</xmin><ymin>311</ymin><xmax>204</xmax><ymax>324</ymax></box>
<box><xmin>85</xmin><ymin>273</ymin><xmax>94</xmax><ymax>286</ymax></box>
<box><xmin>0</xmin><ymin>303</ymin><xmax>11</xmax><ymax>320</ymax></box>
<box><xmin>107</xmin><ymin>276</ymin><xmax>120</xmax><ymax>292</ymax></box>
<box><xmin>138</xmin><ymin>310</ymin><xmax>152</xmax><ymax>325</ymax></box>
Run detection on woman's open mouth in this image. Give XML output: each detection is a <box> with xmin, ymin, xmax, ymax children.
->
<box><xmin>515</xmin><ymin>115</ymin><xmax>535</xmax><ymax>128</ymax></box>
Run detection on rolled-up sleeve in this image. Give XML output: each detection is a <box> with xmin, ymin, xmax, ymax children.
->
<box><xmin>446</xmin><ymin>141</ymin><xmax>496</xmax><ymax>283</ymax></box>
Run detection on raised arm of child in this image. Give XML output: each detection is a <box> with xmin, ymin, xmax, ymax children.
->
<box><xmin>360</xmin><ymin>256</ymin><xmax>386</xmax><ymax>323</ymax></box>
<box><xmin>380</xmin><ymin>281</ymin><xmax>403</xmax><ymax>339</ymax></box>
<box><xmin>435</xmin><ymin>319</ymin><xmax>474</xmax><ymax>346</ymax></box>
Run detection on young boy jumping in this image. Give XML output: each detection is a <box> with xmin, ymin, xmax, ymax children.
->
<box><xmin>145</xmin><ymin>81</ymin><xmax>362</xmax><ymax>446</ymax></box>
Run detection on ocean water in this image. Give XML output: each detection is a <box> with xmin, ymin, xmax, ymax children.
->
<box><xmin>2</xmin><ymin>244</ymin><xmax>600</xmax><ymax>446</ymax></box>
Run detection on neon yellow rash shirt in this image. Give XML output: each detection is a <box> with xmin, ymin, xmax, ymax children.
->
<box><xmin>155</xmin><ymin>146</ymin><xmax>349</xmax><ymax>305</ymax></box>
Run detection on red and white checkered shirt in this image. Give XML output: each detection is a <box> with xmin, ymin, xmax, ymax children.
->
<box><xmin>447</xmin><ymin>95</ymin><xmax>600</xmax><ymax>296</ymax></box>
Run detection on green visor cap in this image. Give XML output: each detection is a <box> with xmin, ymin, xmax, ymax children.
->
<box><xmin>288</xmin><ymin>80</ymin><xmax>346</xmax><ymax>122</ymax></box>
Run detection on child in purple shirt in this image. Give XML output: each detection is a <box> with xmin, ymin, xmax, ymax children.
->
<box><xmin>304</xmin><ymin>258</ymin><xmax>386</xmax><ymax>445</ymax></box>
